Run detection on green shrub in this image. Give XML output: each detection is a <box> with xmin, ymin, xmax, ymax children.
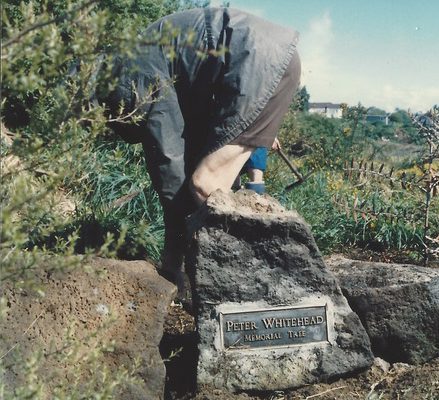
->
<box><xmin>267</xmin><ymin>105</ymin><xmax>438</xmax><ymax>262</ymax></box>
<box><xmin>266</xmin><ymin>167</ymin><xmax>433</xmax><ymax>261</ymax></box>
<box><xmin>1</xmin><ymin>1</ymin><xmax>180</xmax><ymax>397</ymax></box>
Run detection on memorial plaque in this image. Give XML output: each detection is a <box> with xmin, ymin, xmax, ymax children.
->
<box><xmin>220</xmin><ymin>305</ymin><xmax>328</xmax><ymax>350</ymax></box>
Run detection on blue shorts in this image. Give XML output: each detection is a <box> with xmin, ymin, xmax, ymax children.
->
<box><xmin>244</xmin><ymin>147</ymin><xmax>268</xmax><ymax>171</ymax></box>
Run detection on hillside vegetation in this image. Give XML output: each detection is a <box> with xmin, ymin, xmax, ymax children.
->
<box><xmin>1</xmin><ymin>1</ymin><xmax>438</xmax><ymax>398</ymax></box>
<box><xmin>274</xmin><ymin>103</ymin><xmax>438</xmax><ymax>265</ymax></box>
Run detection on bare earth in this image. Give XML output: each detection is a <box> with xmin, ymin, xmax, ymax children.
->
<box><xmin>163</xmin><ymin>294</ymin><xmax>439</xmax><ymax>400</ymax></box>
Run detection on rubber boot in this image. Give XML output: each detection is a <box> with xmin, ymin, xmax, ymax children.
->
<box><xmin>245</xmin><ymin>181</ymin><xmax>265</xmax><ymax>194</ymax></box>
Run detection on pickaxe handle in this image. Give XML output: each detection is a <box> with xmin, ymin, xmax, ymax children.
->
<box><xmin>277</xmin><ymin>149</ymin><xmax>303</xmax><ymax>182</ymax></box>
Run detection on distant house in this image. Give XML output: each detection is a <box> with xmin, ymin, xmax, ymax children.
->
<box><xmin>308</xmin><ymin>102</ymin><xmax>343</xmax><ymax>118</ymax></box>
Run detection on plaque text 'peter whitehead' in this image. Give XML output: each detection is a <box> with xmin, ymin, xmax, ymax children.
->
<box><xmin>220</xmin><ymin>305</ymin><xmax>328</xmax><ymax>350</ymax></box>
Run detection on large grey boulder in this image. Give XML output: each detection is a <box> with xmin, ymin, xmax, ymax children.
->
<box><xmin>326</xmin><ymin>255</ymin><xmax>439</xmax><ymax>364</ymax></box>
<box><xmin>186</xmin><ymin>190</ymin><xmax>373</xmax><ymax>392</ymax></box>
<box><xmin>1</xmin><ymin>257</ymin><xmax>176</xmax><ymax>400</ymax></box>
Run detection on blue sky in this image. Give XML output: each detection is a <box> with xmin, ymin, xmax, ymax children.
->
<box><xmin>211</xmin><ymin>0</ymin><xmax>438</xmax><ymax>112</ymax></box>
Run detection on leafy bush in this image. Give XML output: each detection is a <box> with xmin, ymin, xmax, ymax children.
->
<box><xmin>269</xmin><ymin>106</ymin><xmax>438</xmax><ymax>264</ymax></box>
<box><xmin>278</xmin><ymin>107</ymin><xmax>379</xmax><ymax>171</ymax></box>
<box><xmin>1</xmin><ymin>1</ymin><xmax>437</xmax><ymax>397</ymax></box>
<box><xmin>1</xmin><ymin>1</ymin><xmax>186</xmax><ymax>397</ymax></box>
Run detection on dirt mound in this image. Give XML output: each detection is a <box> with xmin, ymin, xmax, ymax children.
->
<box><xmin>1</xmin><ymin>256</ymin><xmax>176</xmax><ymax>399</ymax></box>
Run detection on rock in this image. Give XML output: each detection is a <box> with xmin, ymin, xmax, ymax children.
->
<box><xmin>0</xmin><ymin>257</ymin><xmax>176</xmax><ymax>400</ymax></box>
<box><xmin>186</xmin><ymin>190</ymin><xmax>373</xmax><ymax>392</ymax></box>
<box><xmin>372</xmin><ymin>357</ymin><xmax>391</xmax><ymax>373</ymax></box>
<box><xmin>325</xmin><ymin>255</ymin><xmax>439</xmax><ymax>364</ymax></box>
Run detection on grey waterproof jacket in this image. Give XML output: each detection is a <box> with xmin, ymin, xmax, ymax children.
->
<box><xmin>107</xmin><ymin>7</ymin><xmax>299</xmax><ymax>217</ymax></box>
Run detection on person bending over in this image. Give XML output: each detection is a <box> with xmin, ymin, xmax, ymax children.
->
<box><xmin>103</xmin><ymin>7</ymin><xmax>301</xmax><ymax>285</ymax></box>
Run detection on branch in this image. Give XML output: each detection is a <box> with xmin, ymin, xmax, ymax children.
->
<box><xmin>2</xmin><ymin>0</ymin><xmax>98</xmax><ymax>49</ymax></box>
<box><xmin>331</xmin><ymin>195</ymin><xmax>418</xmax><ymax>222</ymax></box>
<box><xmin>0</xmin><ymin>311</ymin><xmax>44</xmax><ymax>360</ymax></box>
<box><xmin>105</xmin><ymin>79</ymin><xmax>172</xmax><ymax>123</ymax></box>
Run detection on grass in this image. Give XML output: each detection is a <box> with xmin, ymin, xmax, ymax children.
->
<box><xmin>266</xmin><ymin>156</ymin><xmax>436</xmax><ymax>263</ymax></box>
<box><xmin>67</xmin><ymin>113</ymin><xmax>437</xmax><ymax>265</ymax></box>
<box><xmin>73</xmin><ymin>139</ymin><xmax>166</xmax><ymax>261</ymax></box>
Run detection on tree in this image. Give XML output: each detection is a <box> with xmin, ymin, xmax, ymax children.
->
<box><xmin>367</xmin><ymin>107</ymin><xmax>387</xmax><ymax>116</ymax></box>
<box><xmin>389</xmin><ymin>109</ymin><xmax>411</xmax><ymax>125</ymax></box>
<box><xmin>1</xmin><ymin>2</ymin><xmax>184</xmax><ymax>395</ymax></box>
<box><xmin>292</xmin><ymin>85</ymin><xmax>310</xmax><ymax>111</ymax></box>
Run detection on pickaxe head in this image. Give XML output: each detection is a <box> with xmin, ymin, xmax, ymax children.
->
<box><xmin>284</xmin><ymin>170</ymin><xmax>314</xmax><ymax>191</ymax></box>
<box><xmin>277</xmin><ymin>149</ymin><xmax>313</xmax><ymax>191</ymax></box>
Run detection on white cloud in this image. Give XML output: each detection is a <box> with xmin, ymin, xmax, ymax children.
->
<box><xmin>299</xmin><ymin>12</ymin><xmax>336</xmax><ymax>97</ymax></box>
<box><xmin>375</xmin><ymin>84</ymin><xmax>439</xmax><ymax>112</ymax></box>
<box><xmin>297</xmin><ymin>12</ymin><xmax>437</xmax><ymax>112</ymax></box>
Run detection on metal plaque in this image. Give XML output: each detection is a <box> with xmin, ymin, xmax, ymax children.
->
<box><xmin>220</xmin><ymin>305</ymin><xmax>328</xmax><ymax>350</ymax></box>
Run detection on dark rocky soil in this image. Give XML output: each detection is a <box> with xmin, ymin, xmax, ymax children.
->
<box><xmin>162</xmin><ymin>302</ymin><xmax>439</xmax><ymax>400</ymax></box>
<box><xmin>161</xmin><ymin>249</ymin><xmax>439</xmax><ymax>400</ymax></box>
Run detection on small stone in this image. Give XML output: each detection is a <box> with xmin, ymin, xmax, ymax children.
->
<box><xmin>95</xmin><ymin>303</ymin><xmax>109</xmax><ymax>316</ymax></box>
<box><xmin>373</xmin><ymin>357</ymin><xmax>391</xmax><ymax>373</ymax></box>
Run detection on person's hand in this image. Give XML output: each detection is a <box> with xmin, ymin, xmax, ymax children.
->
<box><xmin>271</xmin><ymin>137</ymin><xmax>281</xmax><ymax>151</ymax></box>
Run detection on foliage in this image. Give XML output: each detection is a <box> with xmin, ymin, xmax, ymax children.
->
<box><xmin>388</xmin><ymin>109</ymin><xmax>420</xmax><ymax>144</ymax></box>
<box><xmin>271</xmin><ymin>105</ymin><xmax>438</xmax><ymax>264</ymax></box>
<box><xmin>278</xmin><ymin>108</ymin><xmax>374</xmax><ymax>170</ymax></box>
<box><xmin>1</xmin><ymin>0</ymin><xmax>437</xmax><ymax>395</ymax></box>
<box><xmin>1</xmin><ymin>0</ymin><xmax>189</xmax><ymax>261</ymax></box>
<box><xmin>1</xmin><ymin>0</ymin><xmax>185</xmax><ymax>397</ymax></box>
<box><xmin>389</xmin><ymin>109</ymin><xmax>412</xmax><ymax>125</ymax></box>
<box><xmin>291</xmin><ymin>86</ymin><xmax>310</xmax><ymax>112</ymax></box>
<box><xmin>77</xmin><ymin>140</ymin><xmax>165</xmax><ymax>260</ymax></box>
<box><xmin>367</xmin><ymin>106</ymin><xmax>387</xmax><ymax>116</ymax></box>
<box><xmin>267</xmin><ymin>160</ymin><xmax>428</xmax><ymax>258</ymax></box>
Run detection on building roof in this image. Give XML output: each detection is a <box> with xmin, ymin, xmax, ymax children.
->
<box><xmin>309</xmin><ymin>102</ymin><xmax>342</xmax><ymax>109</ymax></box>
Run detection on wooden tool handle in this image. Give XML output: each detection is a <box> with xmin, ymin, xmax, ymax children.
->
<box><xmin>277</xmin><ymin>149</ymin><xmax>303</xmax><ymax>181</ymax></box>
